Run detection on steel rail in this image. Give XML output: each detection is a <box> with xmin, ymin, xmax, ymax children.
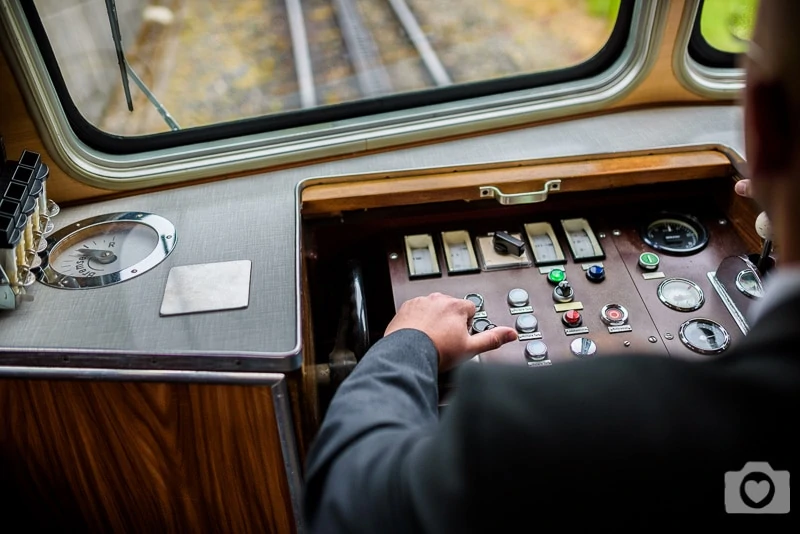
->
<box><xmin>284</xmin><ymin>0</ymin><xmax>317</xmax><ymax>107</ymax></box>
<box><xmin>386</xmin><ymin>0</ymin><xmax>452</xmax><ymax>86</ymax></box>
<box><xmin>331</xmin><ymin>0</ymin><xmax>393</xmax><ymax>96</ymax></box>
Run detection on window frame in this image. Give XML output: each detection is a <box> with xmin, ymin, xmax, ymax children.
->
<box><xmin>674</xmin><ymin>0</ymin><xmax>746</xmax><ymax>99</ymax></box>
<box><xmin>1</xmin><ymin>0</ymin><xmax>667</xmax><ymax>189</ymax></box>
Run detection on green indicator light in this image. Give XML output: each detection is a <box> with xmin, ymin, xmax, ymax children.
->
<box><xmin>548</xmin><ymin>268</ymin><xmax>566</xmax><ymax>284</ymax></box>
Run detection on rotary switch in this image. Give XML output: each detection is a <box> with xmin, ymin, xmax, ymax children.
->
<box><xmin>515</xmin><ymin>313</ymin><xmax>538</xmax><ymax>333</ymax></box>
<box><xmin>553</xmin><ymin>280</ymin><xmax>574</xmax><ymax>303</ymax></box>
<box><xmin>562</xmin><ymin>309</ymin><xmax>582</xmax><ymax>327</ymax></box>
<box><xmin>570</xmin><ymin>337</ymin><xmax>597</xmax><ymax>359</ymax></box>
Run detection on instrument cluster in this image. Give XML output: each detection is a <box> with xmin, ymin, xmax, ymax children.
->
<box><xmin>386</xmin><ymin>210</ymin><xmax>755</xmax><ymax>372</ymax></box>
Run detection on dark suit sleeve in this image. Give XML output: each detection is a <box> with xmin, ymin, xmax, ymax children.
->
<box><xmin>303</xmin><ymin>328</ymin><xmax>449</xmax><ymax>533</ymax></box>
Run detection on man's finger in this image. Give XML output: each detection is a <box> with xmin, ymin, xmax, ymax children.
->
<box><xmin>457</xmin><ymin>297</ymin><xmax>477</xmax><ymax>317</ymax></box>
<box><xmin>735</xmin><ymin>179</ymin><xmax>752</xmax><ymax>198</ymax></box>
<box><xmin>466</xmin><ymin>327</ymin><xmax>517</xmax><ymax>354</ymax></box>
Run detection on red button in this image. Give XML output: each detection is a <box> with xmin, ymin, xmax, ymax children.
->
<box><xmin>563</xmin><ymin>310</ymin><xmax>582</xmax><ymax>326</ymax></box>
<box><xmin>607</xmin><ymin>308</ymin><xmax>623</xmax><ymax>321</ymax></box>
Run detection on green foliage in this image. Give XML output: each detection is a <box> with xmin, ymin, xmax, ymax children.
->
<box><xmin>585</xmin><ymin>0</ymin><xmax>622</xmax><ymax>21</ymax></box>
<box><xmin>700</xmin><ymin>0</ymin><xmax>759</xmax><ymax>53</ymax></box>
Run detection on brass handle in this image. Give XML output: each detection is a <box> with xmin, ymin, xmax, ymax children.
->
<box><xmin>479</xmin><ymin>180</ymin><xmax>561</xmax><ymax>205</ymax></box>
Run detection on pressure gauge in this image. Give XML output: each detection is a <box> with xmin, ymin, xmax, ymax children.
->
<box><xmin>641</xmin><ymin>212</ymin><xmax>708</xmax><ymax>255</ymax></box>
<box><xmin>40</xmin><ymin>212</ymin><xmax>177</xmax><ymax>289</ymax></box>
<box><xmin>561</xmin><ymin>218</ymin><xmax>605</xmax><ymax>262</ymax></box>
<box><xmin>679</xmin><ymin>318</ymin><xmax>730</xmax><ymax>355</ymax></box>
<box><xmin>657</xmin><ymin>277</ymin><xmax>705</xmax><ymax>312</ymax></box>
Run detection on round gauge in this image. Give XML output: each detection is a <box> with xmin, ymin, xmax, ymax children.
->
<box><xmin>657</xmin><ymin>277</ymin><xmax>705</xmax><ymax>311</ymax></box>
<box><xmin>641</xmin><ymin>212</ymin><xmax>708</xmax><ymax>255</ymax></box>
<box><xmin>40</xmin><ymin>212</ymin><xmax>177</xmax><ymax>289</ymax></box>
<box><xmin>736</xmin><ymin>268</ymin><xmax>764</xmax><ymax>299</ymax></box>
<box><xmin>679</xmin><ymin>318</ymin><xmax>731</xmax><ymax>355</ymax></box>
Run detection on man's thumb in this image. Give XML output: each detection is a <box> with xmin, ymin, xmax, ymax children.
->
<box><xmin>467</xmin><ymin>327</ymin><xmax>517</xmax><ymax>354</ymax></box>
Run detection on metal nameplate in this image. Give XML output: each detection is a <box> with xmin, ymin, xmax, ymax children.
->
<box><xmin>474</xmin><ymin>311</ymin><xmax>488</xmax><ymax>319</ymax></box>
<box><xmin>509</xmin><ymin>306</ymin><xmax>533</xmax><ymax>315</ymax></box>
<box><xmin>160</xmin><ymin>260</ymin><xmax>252</xmax><ymax>317</ymax></box>
<box><xmin>564</xmin><ymin>326</ymin><xmax>589</xmax><ymax>336</ymax></box>
<box><xmin>554</xmin><ymin>302</ymin><xmax>583</xmax><ymax>313</ymax></box>
<box><xmin>518</xmin><ymin>332</ymin><xmax>543</xmax><ymax>341</ymax></box>
<box><xmin>538</xmin><ymin>265</ymin><xmax>564</xmax><ymax>274</ymax></box>
<box><xmin>527</xmin><ymin>360</ymin><xmax>552</xmax><ymax>368</ymax></box>
<box><xmin>642</xmin><ymin>271</ymin><xmax>666</xmax><ymax>280</ymax></box>
<box><xmin>608</xmin><ymin>325</ymin><xmax>633</xmax><ymax>334</ymax></box>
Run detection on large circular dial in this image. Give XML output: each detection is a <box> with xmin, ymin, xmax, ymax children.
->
<box><xmin>40</xmin><ymin>212</ymin><xmax>177</xmax><ymax>289</ymax></box>
<box><xmin>657</xmin><ymin>277</ymin><xmax>705</xmax><ymax>311</ymax></box>
<box><xmin>679</xmin><ymin>318</ymin><xmax>730</xmax><ymax>355</ymax></box>
<box><xmin>641</xmin><ymin>212</ymin><xmax>709</xmax><ymax>255</ymax></box>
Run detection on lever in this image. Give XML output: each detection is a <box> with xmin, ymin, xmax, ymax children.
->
<box><xmin>754</xmin><ymin>211</ymin><xmax>773</xmax><ymax>275</ymax></box>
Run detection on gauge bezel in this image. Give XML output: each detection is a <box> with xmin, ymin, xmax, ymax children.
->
<box><xmin>40</xmin><ymin>212</ymin><xmax>177</xmax><ymax>289</ymax></box>
<box><xmin>678</xmin><ymin>318</ymin><xmax>731</xmax><ymax>355</ymax></box>
<box><xmin>640</xmin><ymin>212</ymin><xmax>709</xmax><ymax>256</ymax></box>
<box><xmin>735</xmin><ymin>268</ymin><xmax>764</xmax><ymax>299</ymax></box>
<box><xmin>657</xmin><ymin>277</ymin><xmax>705</xmax><ymax>312</ymax></box>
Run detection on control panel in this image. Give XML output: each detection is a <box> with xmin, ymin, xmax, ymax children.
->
<box><xmin>386</xmin><ymin>211</ymin><xmax>751</xmax><ymax>369</ymax></box>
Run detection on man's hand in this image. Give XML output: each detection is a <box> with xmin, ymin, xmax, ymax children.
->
<box><xmin>384</xmin><ymin>292</ymin><xmax>518</xmax><ymax>371</ymax></box>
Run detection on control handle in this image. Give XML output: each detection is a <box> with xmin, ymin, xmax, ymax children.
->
<box><xmin>479</xmin><ymin>180</ymin><xmax>561</xmax><ymax>206</ymax></box>
<box><xmin>754</xmin><ymin>211</ymin><xmax>774</xmax><ymax>276</ymax></box>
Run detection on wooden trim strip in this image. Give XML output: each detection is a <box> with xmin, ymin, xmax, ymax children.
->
<box><xmin>301</xmin><ymin>150</ymin><xmax>732</xmax><ymax>216</ymax></box>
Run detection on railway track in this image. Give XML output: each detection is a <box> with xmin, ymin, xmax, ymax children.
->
<box><xmin>283</xmin><ymin>0</ymin><xmax>452</xmax><ymax>107</ymax></box>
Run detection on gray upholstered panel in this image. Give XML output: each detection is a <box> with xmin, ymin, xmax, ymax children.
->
<box><xmin>0</xmin><ymin>105</ymin><xmax>745</xmax><ymax>371</ymax></box>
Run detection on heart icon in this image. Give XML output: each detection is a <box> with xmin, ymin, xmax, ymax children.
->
<box><xmin>745</xmin><ymin>480</ymin><xmax>771</xmax><ymax>503</ymax></box>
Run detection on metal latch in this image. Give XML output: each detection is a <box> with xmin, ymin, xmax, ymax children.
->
<box><xmin>479</xmin><ymin>180</ymin><xmax>561</xmax><ymax>205</ymax></box>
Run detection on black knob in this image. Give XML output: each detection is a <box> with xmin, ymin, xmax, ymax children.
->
<box><xmin>493</xmin><ymin>231</ymin><xmax>525</xmax><ymax>257</ymax></box>
<box><xmin>553</xmin><ymin>280</ymin><xmax>574</xmax><ymax>303</ymax></box>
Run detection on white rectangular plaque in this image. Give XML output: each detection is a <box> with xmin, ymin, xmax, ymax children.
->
<box><xmin>160</xmin><ymin>260</ymin><xmax>252</xmax><ymax>316</ymax></box>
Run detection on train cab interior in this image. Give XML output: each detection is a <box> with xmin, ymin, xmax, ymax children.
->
<box><xmin>0</xmin><ymin>0</ymin><xmax>769</xmax><ymax>531</ymax></box>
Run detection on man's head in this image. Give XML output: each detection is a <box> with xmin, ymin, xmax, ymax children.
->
<box><xmin>744</xmin><ymin>0</ymin><xmax>800</xmax><ymax>261</ymax></box>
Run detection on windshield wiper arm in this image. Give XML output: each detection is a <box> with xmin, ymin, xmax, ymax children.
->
<box><xmin>102</xmin><ymin>0</ymin><xmax>180</xmax><ymax>130</ymax></box>
<box><xmin>104</xmin><ymin>0</ymin><xmax>133</xmax><ymax>111</ymax></box>
<box><xmin>125</xmin><ymin>64</ymin><xmax>181</xmax><ymax>131</ymax></box>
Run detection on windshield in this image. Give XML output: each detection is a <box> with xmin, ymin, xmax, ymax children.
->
<box><xmin>31</xmin><ymin>0</ymin><xmax>622</xmax><ymax>138</ymax></box>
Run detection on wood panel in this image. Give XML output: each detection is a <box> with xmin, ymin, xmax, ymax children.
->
<box><xmin>301</xmin><ymin>150</ymin><xmax>732</xmax><ymax>216</ymax></box>
<box><xmin>0</xmin><ymin>378</ymin><xmax>296</xmax><ymax>533</ymax></box>
<box><xmin>0</xmin><ymin>47</ymin><xmax>111</xmax><ymax>205</ymax></box>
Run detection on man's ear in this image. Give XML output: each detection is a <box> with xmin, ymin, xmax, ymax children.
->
<box><xmin>745</xmin><ymin>79</ymin><xmax>793</xmax><ymax>179</ymax></box>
